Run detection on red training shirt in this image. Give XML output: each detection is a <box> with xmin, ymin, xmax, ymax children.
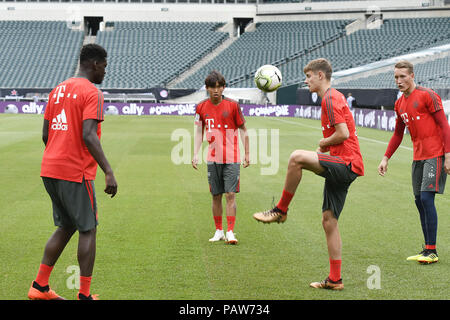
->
<box><xmin>41</xmin><ymin>77</ymin><xmax>104</xmax><ymax>183</ymax></box>
<box><xmin>321</xmin><ymin>88</ymin><xmax>364</xmax><ymax>176</ymax></box>
<box><xmin>195</xmin><ymin>97</ymin><xmax>245</xmax><ymax>164</ymax></box>
<box><xmin>394</xmin><ymin>86</ymin><xmax>444</xmax><ymax>160</ymax></box>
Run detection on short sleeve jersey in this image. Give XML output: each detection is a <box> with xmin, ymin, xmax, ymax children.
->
<box><xmin>41</xmin><ymin>77</ymin><xmax>104</xmax><ymax>183</ymax></box>
<box><xmin>194</xmin><ymin>97</ymin><xmax>245</xmax><ymax>164</ymax></box>
<box><xmin>321</xmin><ymin>88</ymin><xmax>364</xmax><ymax>176</ymax></box>
<box><xmin>394</xmin><ymin>86</ymin><xmax>444</xmax><ymax>160</ymax></box>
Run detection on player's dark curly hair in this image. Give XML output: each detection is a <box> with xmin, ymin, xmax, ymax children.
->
<box><xmin>79</xmin><ymin>44</ymin><xmax>107</xmax><ymax>64</ymax></box>
<box><xmin>205</xmin><ymin>70</ymin><xmax>226</xmax><ymax>88</ymax></box>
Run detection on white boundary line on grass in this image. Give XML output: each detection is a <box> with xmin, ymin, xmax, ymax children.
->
<box><xmin>269</xmin><ymin>117</ymin><xmax>413</xmax><ymax>152</ymax></box>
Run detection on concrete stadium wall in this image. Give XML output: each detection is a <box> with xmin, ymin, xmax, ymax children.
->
<box><xmin>0</xmin><ymin>2</ymin><xmax>448</xmax><ymax>25</ymax></box>
<box><xmin>0</xmin><ymin>4</ymin><xmax>254</xmax><ymax>23</ymax></box>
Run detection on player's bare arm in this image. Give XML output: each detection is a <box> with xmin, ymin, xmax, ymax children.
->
<box><xmin>42</xmin><ymin>119</ymin><xmax>49</xmax><ymax>146</ymax></box>
<box><xmin>192</xmin><ymin>123</ymin><xmax>204</xmax><ymax>170</ymax></box>
<box><xmin>378</xmin><ymin>156</ymin><xmax>389</xmax><ymax>177</ymax></box>
<box><xmin>444</xmin><ymin>153</ymin><xmax>450</xmax><ymax>175</ymax></box>
<box><xmin>239</xmin><ymin>123</ymin><xmax>250</xmax><ymax>168</ymax></box>
<box><xmin>318</xmin><ymin>122</ymin><xmax>349</xmax><ymax>153</ymax></box>
<box><xmin>83</xmin><ymin>119</ymin><xmax>117</xmax><ymax>197</ymax></box>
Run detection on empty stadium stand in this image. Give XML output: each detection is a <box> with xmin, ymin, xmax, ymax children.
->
<box><xmin>95</xmin><ymin>21</ymin><xmax>228</xmax><ymax>89</ymax></box>
<box><xmin>282</xmin><ymin>17</ymin><xmax>450</xmax><ymax>84</ymax></box>
<box><xmin>191</xmin><ymin>17</ymin><xmax>450</xmax><ymax>89</ymax></box>
<box><xmin>0</xmin><ymin>21</ymin><xmax>83</xmax><ymax>88</ymax></box>
<box><xmin>174</xmin><ymin>20</ymin><xmax>350</xmax><ymax>89</ymax></box>
<box><xmin>0</xmin><ymin>16</ymin><xmax>448</xmax><ymax>93</ymax></box>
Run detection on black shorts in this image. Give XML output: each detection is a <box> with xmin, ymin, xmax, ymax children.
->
<box><xmin>207</xmin><ymin>162</ymin><xmax>240</xmax><ymax>196</ymax></box>
<box><xmin>42</xmin><ymin>177</ymin><xmax>98</xmax><ymax>232</ymax></box>
<box><xmin>317</xmin><ymin>153</ymin><xmax>358</xmax><ymax>219</ymax></box>
<box><xmin>412</xmin><ymin>156</ymin><xmax>447</xmax><ymax>196</ymax></box>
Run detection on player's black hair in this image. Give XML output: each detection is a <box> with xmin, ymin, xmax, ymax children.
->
<box><xmin>205</xmin><ymin>70</ymin><xmax>226</xmax><ymax>88</ymax></box>
<box><xmin>79</xmin><ymin>44</ymin><xmax>107</xmax><ymax>64</ymax></box>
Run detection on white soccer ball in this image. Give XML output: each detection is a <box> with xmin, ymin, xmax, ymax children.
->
<box><xmin>5</xmin><ymin>104</ymin><xmax>19</xmax><ymax>114</ymax></box>
<box><xmin>105</xmin><ymin>105</ymin><xmax>119</xmax><ymax>115</ymax></box>
<box><xmin>254</xmin><ymin>65</ymin><xmax>282</xmax><ymax>93</ymax></box>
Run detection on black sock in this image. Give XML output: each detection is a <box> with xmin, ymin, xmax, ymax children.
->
<box><xmin>420</xmin><ymin>192</ymin><xmax>438</xmax><ymax>248</ymax></box>
<box><xmin>32</xmin><ymin>281</ymin><xmax>49</xmax><ymax>292</ymax></box>
<box><xmin>78</xmin><ymin>293</ymin><xmax>92</xmax><ymax>300</ymax></box>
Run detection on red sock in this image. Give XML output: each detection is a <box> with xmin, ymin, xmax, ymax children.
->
<box><xmin>213</xmin><ymin>216</ymin><xmax>222</xmax><ymax>230</ymax></box>
<box><xmin>226</xmin><ymin>216</ymin><xmax>236</xmax><ymax>232</ymax></box>
<box><xmin>79</xmin><ymin>276</ymin><xmax>92</xmax><ymax>297</ymax></box>
<box><xmin>35</xmin><ymin>263</ymin><xmax>53</xmax><ymax>287</ymax></box>
<box><xmin>425</xmin><ymin>244</ymin><xmax>436</xmax><ymax>250</ymax></box>
<box><xmin>276</xmin><ymin>189</ymin><xmax>294</xmax><ymax>213</ymax></box>
<box><xmin>329</xmin><ymin>259</ymin><xmax>342</xmax><ymax>282</ymax></box>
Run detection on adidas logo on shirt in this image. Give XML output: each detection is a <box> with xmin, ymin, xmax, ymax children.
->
<box><xmin>51</xmin><ymin>109</ymin><xmax>68</xmax><ymax>131</ymax></box>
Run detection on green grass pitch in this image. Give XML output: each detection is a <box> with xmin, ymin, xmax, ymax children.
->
<box><xmin>1</xmin><ymin>113</ymin><xmax>449</xmax><ymax>300</ymax></box>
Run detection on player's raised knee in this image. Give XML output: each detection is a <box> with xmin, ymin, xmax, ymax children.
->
<box><xmin>289</xmin><ymin>150</ymin><xmax>309</xmax><ymax>165</ymax></box>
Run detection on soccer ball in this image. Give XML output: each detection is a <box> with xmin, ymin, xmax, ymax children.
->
<box><xmin>254</xmin><ymin>65</ymin><xmax>282</xmax><ymax>92</ymax></box>
<box><xmin>105</xmin><ymin>105</ymin><xmax>119</xmax><ymax>115</ymax></box>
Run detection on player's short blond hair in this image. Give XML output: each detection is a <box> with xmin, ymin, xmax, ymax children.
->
<box><xmin>394</xmin><ymin>60</ymin><xmax>414</xmax><ymax>74</ymax></box>
<box><xmin>303</xmin><ymin>58</ymin><xmax>333</xmax><ymax>80</ymax></box>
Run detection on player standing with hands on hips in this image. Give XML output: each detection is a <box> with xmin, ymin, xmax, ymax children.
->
<box><xmin>28</xmin><ymin>44</ymin><xmax>117</xmax><ymax>300</ymax></box>
<box><xmin>192</xmin><ymin>70</ymin><xmax>249</xmax><ymax>245</ymax></box>
<box><xmin>253</xmin><ymin>58</ymin><xmax>364</xmax><ymax>290</ymax></box>
<box><xmin>378</xmin><ymin>60</ymin><xmax>450</xmax><ymax>264</ymax></box>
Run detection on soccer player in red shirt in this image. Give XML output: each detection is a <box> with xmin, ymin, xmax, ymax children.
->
<box><xmin>28</xmin><ymin>44</ymin><xmax>117</xmax><ymax>300</ymax></box>
<box><xmin>192</xmin><ymin>70</ymin><xmax>249</xmax><ymax>245</ymax></box>
<box><xmin>378</xmin><ymin>60</ymin><xmax>450</xmax><ymax>264</ymax></box>
<box><xmin>253</xmin><ymin>58</ymin><xmax>364</xmax><ymax>290</ymax></box>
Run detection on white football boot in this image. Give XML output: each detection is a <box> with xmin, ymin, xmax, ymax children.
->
<box><xmin>225</xmin><ymin>230</ymin><xmax>238</xmax><ymax>245</ymax></box>
<box><xmin>209</xmin><ymin>229</ymin><xmax>225</xmax><ymax>242</ymax></box>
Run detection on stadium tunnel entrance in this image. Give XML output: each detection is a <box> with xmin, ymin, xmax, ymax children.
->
<box><xmin>234</xmin><ymin>18</ymin><xmax>253</xmax><ymax>37</ymax></box>
<box><xmin>84</xmin><ymin>16</ymin><xmax>103</xmax><ymax>36</ymax></box>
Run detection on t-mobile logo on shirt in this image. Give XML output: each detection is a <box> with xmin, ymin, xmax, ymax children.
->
<box><xmin>53</xmin><ymin>85</ymin><xmax>66</xmax><ymax>104</ymax></box>
<box><xmin>205</xmin><ymin>118</ymin><xmax>214</xmax><ymax>132</ymax></box>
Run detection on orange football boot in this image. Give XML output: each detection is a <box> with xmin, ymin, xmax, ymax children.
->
<box><xmin>28</xmin><ymin>281</ymin><xmax>65</xmax><ymax>300</ymax></box>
